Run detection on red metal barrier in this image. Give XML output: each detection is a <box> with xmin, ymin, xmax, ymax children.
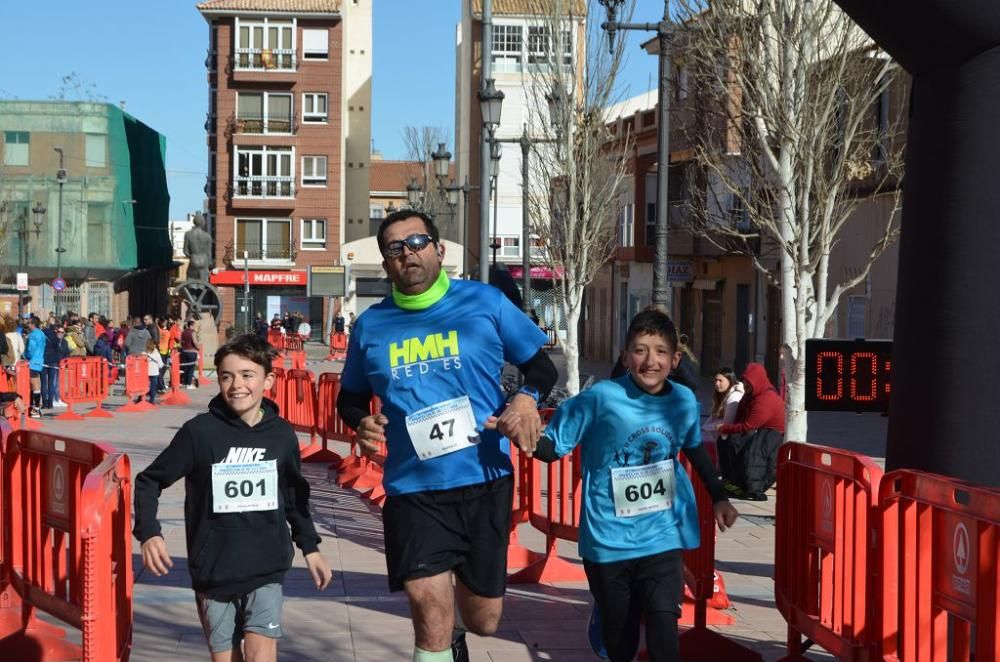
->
<box><xmin>117</xmin><ymin>356</ymin><xmax>155</xmax><ymax>413</ymax></box>
<box><xmin>774</xmin><ymin>442</ymin><xmax>883</xmax><ymax>661</ymax></box>
<box><xmin>55</xmin><ymin>357</ymin><xmax>114</xmax><ymax>421</ymax></box>
<box><xmin>283</xmin><ymin>335</ymin><xmax>304</xmax><ymax>353</ymax></box>
<box><xmin>196</xmin><ymin>349</ymin><xmax>214</xmax><ymax>387</ymax></box>
<box><xmin>507</xmin><ymin>442</ymin><xmax>546</xmax><ymax>571</ymax></box>
<box><xmin>14</xmin><ymin>362</ymin><xmax>41</xmax><ymax>430</ymax></box>
<box><xmin>0</xmin><ymin>431</ymin><xmax>133</xmax><ymax>661</ymax></box>
<box><xmin>269</xmin><ymin>366</ymin><xmax>287</xmax><ymax>416</ymax></box>
<box><xmin>282</xmin><ymin>369</ymin><xmax>318</xmax><ymax>455</ymax></box>
<box><xmin>879</xmin><ymin>470</ymin><xmax>1000</xmax><ymax>662</ymax></box>
<box><xmin>308</xmin><ymin>373</ymin><xmax>346</xmax><ymax>465</ymax></box>
<box><xmin>508</xmin><ymin>406</ymin><xmax>585</xmax><ymax>583</ymax></box>
<box><xmin>336</xmin><ymin>397</ymin><xmax>385</xmax><ymax>502</ymax></box>
<box><xmin>267</xmin><ymin>329</ymin><xmax>285</xmax><ymax>350</ymax></box>
<box><xmin>326</xmin><ymin>332</ymin><xmax>348</xmax><ymax>361</ymax></box>
<box><xmin>161</xmin><ymin>350</ymin><xmax>191</xmax><ymax>406</ymax></box>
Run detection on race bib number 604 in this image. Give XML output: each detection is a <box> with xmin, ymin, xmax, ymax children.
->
<box><xmin>610</xmin><ymin>459</ymin><xmax>675</xmax><ymax>518</ymax></box>
<box><xmin>212</xmin><ymin>460</ymin><xmax>278</xmax><ymax>513</ymax></box>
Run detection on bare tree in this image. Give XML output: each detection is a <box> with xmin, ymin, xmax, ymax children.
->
<box><xmin>672</xmin><ymin>0</ymin><xmax>905</xmax><ymax>439</ymax></box>
<box><xmin>524</xmin><ymin>0</ymin><xmax>634</xmax><ymax>395</ymax></box>
<box><xmin>49</xmin><ymin>72</ymin><xmax>108</xmax><ymax>102</ymax></box>
<box><xmin>400</xmin><ymin>126</ymin><xmax>460</xmax><ymax>239</ymax></box>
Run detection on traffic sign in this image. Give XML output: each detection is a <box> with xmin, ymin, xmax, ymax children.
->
<box><xmin>16</xmin><ymin>273</ymin><xmax>28</xmax><ymax>292</ymax></box>
<box><xmin>51</xmin><ymin>277</ymin><xmax>66</xmax><ymax>292</ymax></box>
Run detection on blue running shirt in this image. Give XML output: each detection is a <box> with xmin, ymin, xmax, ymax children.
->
<box><xmin>545</xmin><ymin>375</ymin><xmax>703</xmax><ymax>563</ymax></box>
<box><xmin>340</xmin><ymin>279</ymin><xmax>548</xmax><ymax>495</ymax></box>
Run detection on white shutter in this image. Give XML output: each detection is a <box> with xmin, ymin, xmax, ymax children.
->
<box><xmin>302</xmin><ymin>29</ymin><xmax>328</xmax><ymax>58</ymax></box>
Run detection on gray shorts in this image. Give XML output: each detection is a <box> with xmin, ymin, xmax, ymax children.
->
<box><xmin>195</xmin><ymin>583</ymin><xmax>283</xmax><ymax>653</ymax></box>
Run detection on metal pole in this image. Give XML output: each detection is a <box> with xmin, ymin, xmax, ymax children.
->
<box><xmin>652</xmin><ymin>2</ymin><xmax>671</xmax><ymax>311</ymax></box>
<box><xmin>520</xmin><ymin>130</ymin><xmax>531</xmax><ymax>311</ymax></box>
<box><xmin>479</xmin><ymin>0</ymin><xmax>493</xmax><ymax>284</ymax></box>
<box><xmin>54</xmin><ymin>147</ymin><xmax>66</xmax><ymax>316</ymax></box>
<box><xmin>462</xmin><ymin>184</ymin><xmax>471</xmax><ymax>277</ymax></box>
<box><xmin>243</xmin><ymin>250</ymin><xmax>250</xmax><ymax>332</ymax></box>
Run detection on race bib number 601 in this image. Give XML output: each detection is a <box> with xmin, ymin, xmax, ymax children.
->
<box><xmin>610</xmin><ymin>459</ymin><xmax>675</xmax><ymax>518</ymax></box>
<box><xmin>212</xmin><ymin>460</ymin><xmax>278</xmax><ymax>513</ymax></box>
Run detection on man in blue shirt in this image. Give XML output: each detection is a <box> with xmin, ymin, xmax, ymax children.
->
<box><xmin>337</xmin><ymin>210</ymin><xmax>557</xmax><ymax>662</ymax></box>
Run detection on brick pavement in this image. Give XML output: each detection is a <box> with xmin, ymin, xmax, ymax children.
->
<box><xmin>24</xmin><ymin>342</ymin><xmax>881</xmax><ymax>660</ymax></box>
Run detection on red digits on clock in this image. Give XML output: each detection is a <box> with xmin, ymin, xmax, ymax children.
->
<box><xmin>850</xmin><ymin>351</ymin><xmax>878</xmax><ymax>401</ymax></box>
<box><xmin>816</xmin><ymin>351</ymin><xmax>843</xmax><ymax>401</ymax></box>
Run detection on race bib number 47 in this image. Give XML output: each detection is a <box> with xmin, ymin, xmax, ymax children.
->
<box><xmin>611</xmin><ymin>459</ymin><xmax>675</xmax><ymax>518</ymax></box>
<box><xmin>212</xmin><ymin>460</ymin><xmax>278</xmax><ymax>513</ymax></box>
<box><xmin>405</xmin><ymin>395</ymin><xmax>480</xmax><ymax>460</ymax></box>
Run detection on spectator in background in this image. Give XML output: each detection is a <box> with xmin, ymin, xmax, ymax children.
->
<box><xmin>333</xmin><ymin>311</ymin><xmax>345</xmax><ymax>334</ymax></box>
<box><xmin>292</xmin><ymin>312</ymin><xmax>303</xmax><ymax>334</ymax></box>
<box><xmin>144</xmin><ymin>338</ymin><xmax>164</xmax><ymax>404</ymax></box>
<box><xmin>347</xmin><ymin>312</ymin><xmax>356</xmax><ymax>335</ymax></box>
<box><xmin>156</xmin><ymin>318</ymin><xmax>171</xmax><ymax>393</ymax></box>
<box><xmin>702</xmin><ymin>367</ymin><xmax>744</xmax><ymax>444</ymax></box>
<box><xmin>180</xmin><ymin>320</ymin><xmax>199</xmax><ymax>388</ymax></box>
<box><xmin>254</xmin><ymin>312</ymin><xmax>268</xmax><ymax>339</ymax></box>
<box><xmin>66</xmin><ymin>323</ymin><xmax>88</xmax><ymax>358</ymax></box>
<box><xmin>22</xmin><ymin>317</ymin><xmax>46</xmax><ymax>417</ymax></box>
<box><xmin>126</xmin><ymin>316</ymin><xmax>152</xmax><ymax>358</ymax></box>
<box><xmin>42</xmin><ymin>322</ymin><xmax>69</xmax><ymax>409</ymax></box>
<box><xmin>3</xmin><ymin>315</ymin><xmax>24</xmax><ymax>369</ymax></box>
<box><xmin>144</xmin><ymin>314</ymin><xmax>160</xmax><ymax>346</ymax></box>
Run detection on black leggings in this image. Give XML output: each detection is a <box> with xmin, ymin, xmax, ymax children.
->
<box><xmin>584</xmin><ymin>549</ymin><xmax>683</xmax><ymax>662</ymax></box>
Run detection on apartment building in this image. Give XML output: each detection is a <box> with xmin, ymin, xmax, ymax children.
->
<box><xmin>197</xmin><ymin>0</ymin><xmax>370</xmax><ymax>333</ymax></box>
<box><xmin>455</xmin><ymin>0</ymin><xmax>585</xmax><ymax>330</ymax></box>
<box><xmin>0</xmin><ymin>101</ymin><xmax>171</xmax><ymax>320</ymax></box>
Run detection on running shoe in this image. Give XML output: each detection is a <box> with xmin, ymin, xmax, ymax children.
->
<box><xmin>451</xmin><ymin>631</ymin><xmax>469</xmax><ymax>662</ymax></box>
<box><xmin>28</xmin><ymin>408</ymin><xmax>42</xmax><ymax>419</ymax></box>
<box><xmin>588</xmin><ymin>603</ymin><xmax>608</xmax><ymax>658</ymax></box>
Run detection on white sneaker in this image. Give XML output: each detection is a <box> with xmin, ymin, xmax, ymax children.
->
<box><xmin>53</xmin><ymin>399</ymin><xmax>67</xmax><ymax>408</ymax></box>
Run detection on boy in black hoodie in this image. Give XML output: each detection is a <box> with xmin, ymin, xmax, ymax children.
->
<box><xmin>133</xmin><ymin>334</ymin><xmax>332</xmax><ymax>662</ymax></box>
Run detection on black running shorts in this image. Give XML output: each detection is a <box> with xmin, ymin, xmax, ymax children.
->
<box><xmin>383</xmin><ymin>475</ymin><xmax>514</xmax><ymax>597</ymax></box>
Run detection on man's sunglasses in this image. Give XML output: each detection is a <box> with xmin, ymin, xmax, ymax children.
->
<box><xmin>383</xmin><ymin>233</ymin><xmax>435</xmax><ymax>258</ymax></box>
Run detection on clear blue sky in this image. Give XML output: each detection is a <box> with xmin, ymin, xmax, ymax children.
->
<box><xmin>1</xmin><ymin>0</ymin><xmax>662</xmax><ymax>219</ymax></box>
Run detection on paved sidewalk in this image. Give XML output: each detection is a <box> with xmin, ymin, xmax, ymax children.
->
<box><xmin>25</xmin><ymin>341</ymin><xmax>882</xmax><ymax>660</ymax></box>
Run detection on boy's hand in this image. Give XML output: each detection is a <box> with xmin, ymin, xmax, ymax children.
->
<box><xmin>484</xmin><ymin>394</ymin><xmax>542</xmax><ymax>457</ymax></box>
<box><xmin>305</xmin><ymin>551</ymin><xmax>333</xmax><ymax>590</ymax></box>
<box><xmin>713</xmin><ymin>501</ymin><xmax>740</xmax><ymax>532</ymax></box>
<box><xmin>356</xmin><ymin>414</ymin><xmax>388</xmax><ymax>458</ymax></box>
<box><xmin>141</xmin><ymin>536</ymin><xmax>173</xmax><ymax>576</ymax></box>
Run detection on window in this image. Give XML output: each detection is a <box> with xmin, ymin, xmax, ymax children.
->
<box><xmin>85</xmin><ymin>134</ymin><xmax>106</xmax><ymax>168</ymax></box>
<box><xmin>561</xmin><ymin>29</ymin><xmax>573</xmax><ymax>67</ymax></box>
<box><xmin>235</xmin><ymin>18</ymin><xmax>295</xmax><ymax>69</ymax></box>
<box><xmin>301</xmin><ymin>218</ymin><xmax>327</xmax><ymax>250</ymax></box>
<box><xmin>618</xmin><ymin>203</ymin><xmax>634</xmax><ymax>248</ymax></box>
<box><xmin>87</xmin><ymin>203</ymin><xmax>109</xmax><ymax>261</ymax></box>
<box><xmin>301</xmin><ymin>155</ymin><xmax>327</xmax><ymax>186</ymax></box>
<box><xmin>236</xmin><ymin>218</ymin><xmax>293</xmax><ymax>260</ymax></box>
<box><xmin>85</xmin><ymin>281</ymin><xmax>111</xmax><ymax>319</ymax></box>
<box><xmin>4</xmin><ymin>131</ymin><xmax>29</xmax><ymax>166</ymax></box>
<box><xmin>370</xmin><ymin>204</ymin><xmax>385</xmax><ymax>220</ymax></box>
<box><xmin>528</xmin><ymin>26</ymin><xmax>550</xmax><ymax>66</ymax></box>
<box><xmin>302</xmin><ymin>28</ymin><xmax>328</xmax><ymax>59</ymax></box>
<box><xmin>492</xmin><ymin>236</ymin><xmax>520</xmax><ymax>258</ymax></box>
<box><xmin>847</xmin><ymin>295</ymin><xmax>867</xmax><ymax>338</ymax></box>
<box><xmin>491</xmin><ymin>24</ymin><xmax>523</xmax><ymax>73</ymax></box>
<box><xmin>236</xmin><ymin>92</ymin><xmax>293</xmax><ymax>134</ymax></box>
<box><xmin>302</xmin><ymin>92</ymin><xmax>328</xmax><ymax>123</ymax></box>
<box><xmin>234</xmin><ymin>146</ymin><xmax>294</xmax><ymax>197</ymax></box>
<box><xmin>207</xmin><ymin>87</ymin><xmax>217</xmax><ymax>134</ymax></box>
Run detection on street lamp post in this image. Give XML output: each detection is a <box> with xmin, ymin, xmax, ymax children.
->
<box><xmin>243</xmin><ymin>250</ymin><xmax>251</xmax><ymax>333</ymax></box>
<box><xmin>599</xmin><ymin>0</ymin><xmax>673</xmax><ymax>311</ymax></box>
<box><xmin>53</xmin><ymin>146</ymin><xmax>68</xmax><ymax>315</ymax></box>
<box><xmin>478</xmin><ymin>78</ymin><xmax>504</xmax><ymax>283</ymax></box>
<box><xmin>494</xmin><ymin>124</ymin><xmax>558</xmax><ymax>312</ymax></box>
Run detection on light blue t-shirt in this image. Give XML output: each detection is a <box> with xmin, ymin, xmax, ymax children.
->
<box><xmin>545</xmin><ymin>375</ymin><xmax>703</xmax><ymax>563</ymax></box>
<box><xmin>340</xmin><ymin>279</ymin><xmax>547</xmax><ymax>496</ymax></box>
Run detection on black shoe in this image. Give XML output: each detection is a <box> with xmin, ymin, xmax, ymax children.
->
<box><xmin>451</xmin><ymin>632</ymin><xmax>469</xmax><ymax>662</ymax></box>
<box><xmin>742</xmin><ymin>492</ymin><xmax>769</xmax><ymax>502</ymax></box>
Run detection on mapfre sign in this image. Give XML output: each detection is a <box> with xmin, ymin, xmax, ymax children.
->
<box><xmin>209</xmin><ymin>270</ymin><xmax>307</xmax><ymax>286</ymax></box>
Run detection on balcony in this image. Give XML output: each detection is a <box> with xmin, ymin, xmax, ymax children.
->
<box><xmin>228</xmin><ymin>49</ymin><xmax>298</xmax><ymax>83</ymax></box>
<box><xmin>227</xmin><ymin>177</ymin><xmax>295</xmax><ymax>210</ymax></box>
<box><xmin>224</xmin><ymin>240</ymin><xmax>297</xmax><ymax>268</ymax></box>
<box><xmin>226</xmin><ymin>114</ymin><xmax>297</xmax><ymax>138</ymax></box>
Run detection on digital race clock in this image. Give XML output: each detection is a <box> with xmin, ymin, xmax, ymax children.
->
<box><xmin>804</xmin><ymin>339</ymin><xmax>892</xmax><ymax>413</ymax></box>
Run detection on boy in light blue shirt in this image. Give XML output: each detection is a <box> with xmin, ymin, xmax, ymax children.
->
<box><xmin>523</xmin><ymin>309</ymin><xmax>738</xmax><ymax>661</ymax></box>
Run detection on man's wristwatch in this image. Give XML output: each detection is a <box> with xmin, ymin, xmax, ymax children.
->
<box><xmin>515</xmin><ymin>385</ymin><xmax>541</xmax><ymax>404</ymax></box>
